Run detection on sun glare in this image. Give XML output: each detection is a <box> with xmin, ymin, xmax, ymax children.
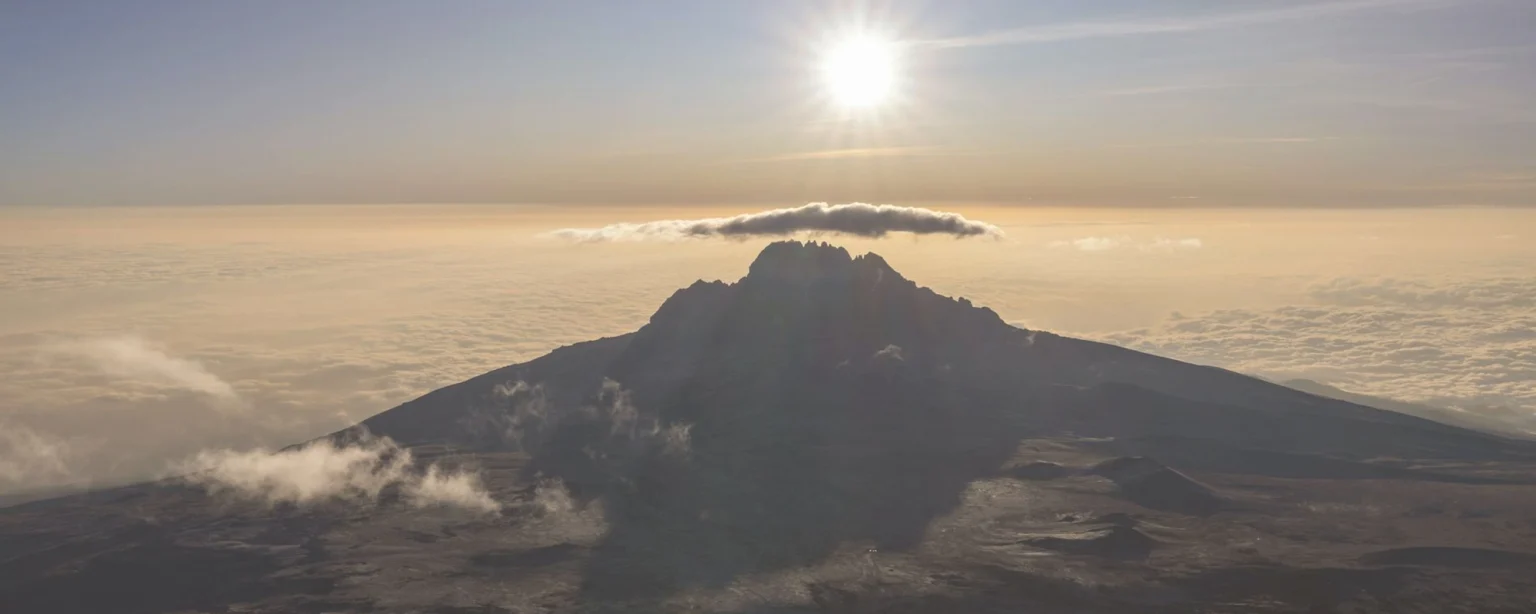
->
<box><xmin>820</xmin><ymin>34</ymin><xmax>897</xmax><ymax>108</ymax></box>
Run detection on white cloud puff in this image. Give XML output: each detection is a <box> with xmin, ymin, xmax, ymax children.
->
<box><xmin>1058</xmin><ymin>236</ymin><xmax>1125</xmax><ymax>251</ymax></box>
<box><xmin>406</xmin><ymin>465</ymin><xmax>502</xmax><ymax>514</ymax></box>
<box><xmin>176</xmin><ymin>437</ymin><xmax>500</xmax><ymax>514</ymax></box>
<box><xmin>549</xmin><ymin>202</ymin><xmax>1003</xmax><ymax>242</ymax></box>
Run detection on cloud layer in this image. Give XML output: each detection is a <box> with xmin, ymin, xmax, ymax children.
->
<box><xmin>549</xmin><ymin>202</ymin><xmax>1003</xmax><ymax>242</ymax></box>
<box><xmin>1102</xmin><ymin>276</ymin><xmax>1536</xmax><ymax>435</ymax></box>
<box><xmin>177</xmin><ymin>437</ymin><xmax>500</xmax><ymax>514</ymax></box>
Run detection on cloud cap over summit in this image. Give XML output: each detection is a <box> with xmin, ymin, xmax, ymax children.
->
<box><xmin>549</xmin><ymin>202</ymin><xmax>1004</xmax><ymax>242</ymax></box>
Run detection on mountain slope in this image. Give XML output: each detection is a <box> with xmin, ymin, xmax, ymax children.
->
<box><xmin>1284</xmin><ymin>377</ymin><xmax>1535</xmax><ymax>438</ymax></box>
<box><xmin>323</xmin><ymin>240</ymin><xmax>1536</xmax><ymax>600</ymax></box>
<box><xmin>347</xmin><ymin>240</ymin><xmax>1524</xmax><ymax>464</ymax></box>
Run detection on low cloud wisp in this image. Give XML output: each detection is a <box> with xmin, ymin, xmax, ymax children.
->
<box><xmin>0</xmin><ymin>424</ymin><xmax>75</xmax><ymax>493</ymax></box>
<box><xmin>549</xmin><ymin>202</ymin><xmax>1004</xmax><ymax>242</ymax></box>
<box><xmin>48</xmin><ymin>336</ymin><xmax>240</xmax><ymax>403</ymax></box>
<box><xmin>177</xmin><ymin>436</ymin><xmax>500</xmax><ymax>514</ymax></box>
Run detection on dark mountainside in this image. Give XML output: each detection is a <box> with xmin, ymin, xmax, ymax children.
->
<box><xmin>1283</xmin><ymin>377</ymin><xmax>1536</xmax><ymax>438</ymax></box>
<box><xmin>5</xmin><ymin>240</ymin><xmax>1536</xmax><ymax>613</ymax></box>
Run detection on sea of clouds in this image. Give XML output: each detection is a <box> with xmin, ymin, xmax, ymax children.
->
<box><xmin>1101</xmin><ymin>276</ymin><xmax>1536</xmax><ymax>434</ymax></box>
<box><xmin>2</xmin><ymin>205</ymin><xmax>1530</xmax><ymax>502</ymax></box>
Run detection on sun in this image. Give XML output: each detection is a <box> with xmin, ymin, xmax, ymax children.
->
<box><xmin>820</xmin><ymin>34</ymin><xmax>897</xmax><ymax>108</ymax></box>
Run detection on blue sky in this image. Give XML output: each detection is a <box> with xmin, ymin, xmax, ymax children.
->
<box><xmin>2</xmin><ymin>0</ymin><xmax>1533</xmax><ymax>206</ymax></box>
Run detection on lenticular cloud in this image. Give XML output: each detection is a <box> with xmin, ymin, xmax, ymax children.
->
<box><xmin>548</xmin><ymin>202</ymin><xmax>1003</xmax><ymax>242</ymax></box>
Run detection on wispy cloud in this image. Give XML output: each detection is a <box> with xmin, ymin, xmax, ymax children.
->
<box><xmin>1050</xmin><ymin>236</ymin><xmax>1204</xmax><ymax>252</ymax></box>
<box><xmin>1102</xmin><ymin>84</ymin><xmax>1240</xmax><ymax>97</ymax></box>
<box><xmin>1110</xmin><ymin>137</ymin><xmax>1338</xmax><ymax>149</ymax></box>
<box><xmin>1382</xmin><ymin>171</ymin><xmax>1536</xmax><ymax>193</ymax></box>
<box><xmin>547</xmin><ymin>202</ymin><xmax>1004</xmax><ymax>242</ymax></box>
<box><xmin>1098</xmin><ymin>82</ymin><xmax>1289</xmax><ymax>98</ymax></box>
<box><xmin>176</xmin><ymin>436</ymin><xmax>500</xmax><ymax>514</ymax></box>
<box><xmin>741</xmin><ymin>146</ymin><xmax>960</xmax><ymax>163</ymax></box>
<box><xmin>922</xmin><ymin>0</ymin><xmax>1452</xmax><ymax>48</ymax></box>
<box><xmin>1151</xmin><ymin>237</ymin><xmax>1205</xmax><ymax>250</ymax></box>
<box><xmin>45</xmin><ymin>336</ymin><xmax>241</xmax><ymax>405</ymax></box>
<box><xmin>1057</xmin><ymin>236</ymin><xmax>1125</xmax><ymax>252</ymax></box>
<box><xmin>0</xmin><ymin>423</ymin><xmax>75</xmax><ymax>491</ymax></box>
<box><xmin>1226</xmin><ymin>137</ymin><xmax>1335</xmax><ymax>144</ymax></box>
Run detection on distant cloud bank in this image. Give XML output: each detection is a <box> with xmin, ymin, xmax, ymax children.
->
<box><xmin>548</xmin><ymin>202</ymin><xmax>1004</xmax><ymax>242</ymax></box>
<box><xmin>1102</xmin><ymin>276</ymin><xmax>1536</xmax><ymax>436</ymax></box>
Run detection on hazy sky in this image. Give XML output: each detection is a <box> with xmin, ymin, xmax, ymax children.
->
<box><xmin>3</xmin><ymin>0</ymin><xmax>1535</xmax><ymax>207</ymax></box>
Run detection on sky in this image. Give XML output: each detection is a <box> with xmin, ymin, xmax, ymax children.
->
<box><xmin>3</xmin><ymin>0</ymin><xmax>1535</xmax><ymax>207</ymax></box>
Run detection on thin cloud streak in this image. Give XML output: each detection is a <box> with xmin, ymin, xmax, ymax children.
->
<box><xmin>1101</xmin><ymin>83</ymin><xmax>1252</xmax><ymax>97</ymax></box>
<box><xmin>1049</xmin><ymin>236</ymin><xmax>1204</xmax><ymax>252</ymax></box>
<box><xmin>1109</xmin><ymin>137</ymin><xmax>1338</xmax><ymax>149</ymax></box>
<box><xmin>740</xmin><ymin>146</ymin><xmax>959</xmax><ymax>163</ymax></box>
<box><xmin>921</xmin><ymin>0</ymin><xmax>1453</xmax><ymax>49</ymax></box>
<box><xmin>45</xmin><ymin>336</ymin><xmax>241</xmax><ymax>405</ymax></box>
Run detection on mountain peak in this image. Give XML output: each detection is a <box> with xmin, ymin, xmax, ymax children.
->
<box><xmin>746</xmin><ymin>240</ymin><xmax>897</xmax><ymax>283</ymax></box>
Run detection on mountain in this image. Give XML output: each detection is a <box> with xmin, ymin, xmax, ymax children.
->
<box><xmin>5</xmin><ymin>240</ymin><xmax>1536</xmax><ymax>613</ymax></box>
<box><xmin>349</xmin><ymin>240</ymin><xmax>1522</xmax><ymax>466</ymax></box>
<box><xmin>1283</xmin><ymin>378</ymin><xmax>1535</xmax><ymax>438</ymax></box>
